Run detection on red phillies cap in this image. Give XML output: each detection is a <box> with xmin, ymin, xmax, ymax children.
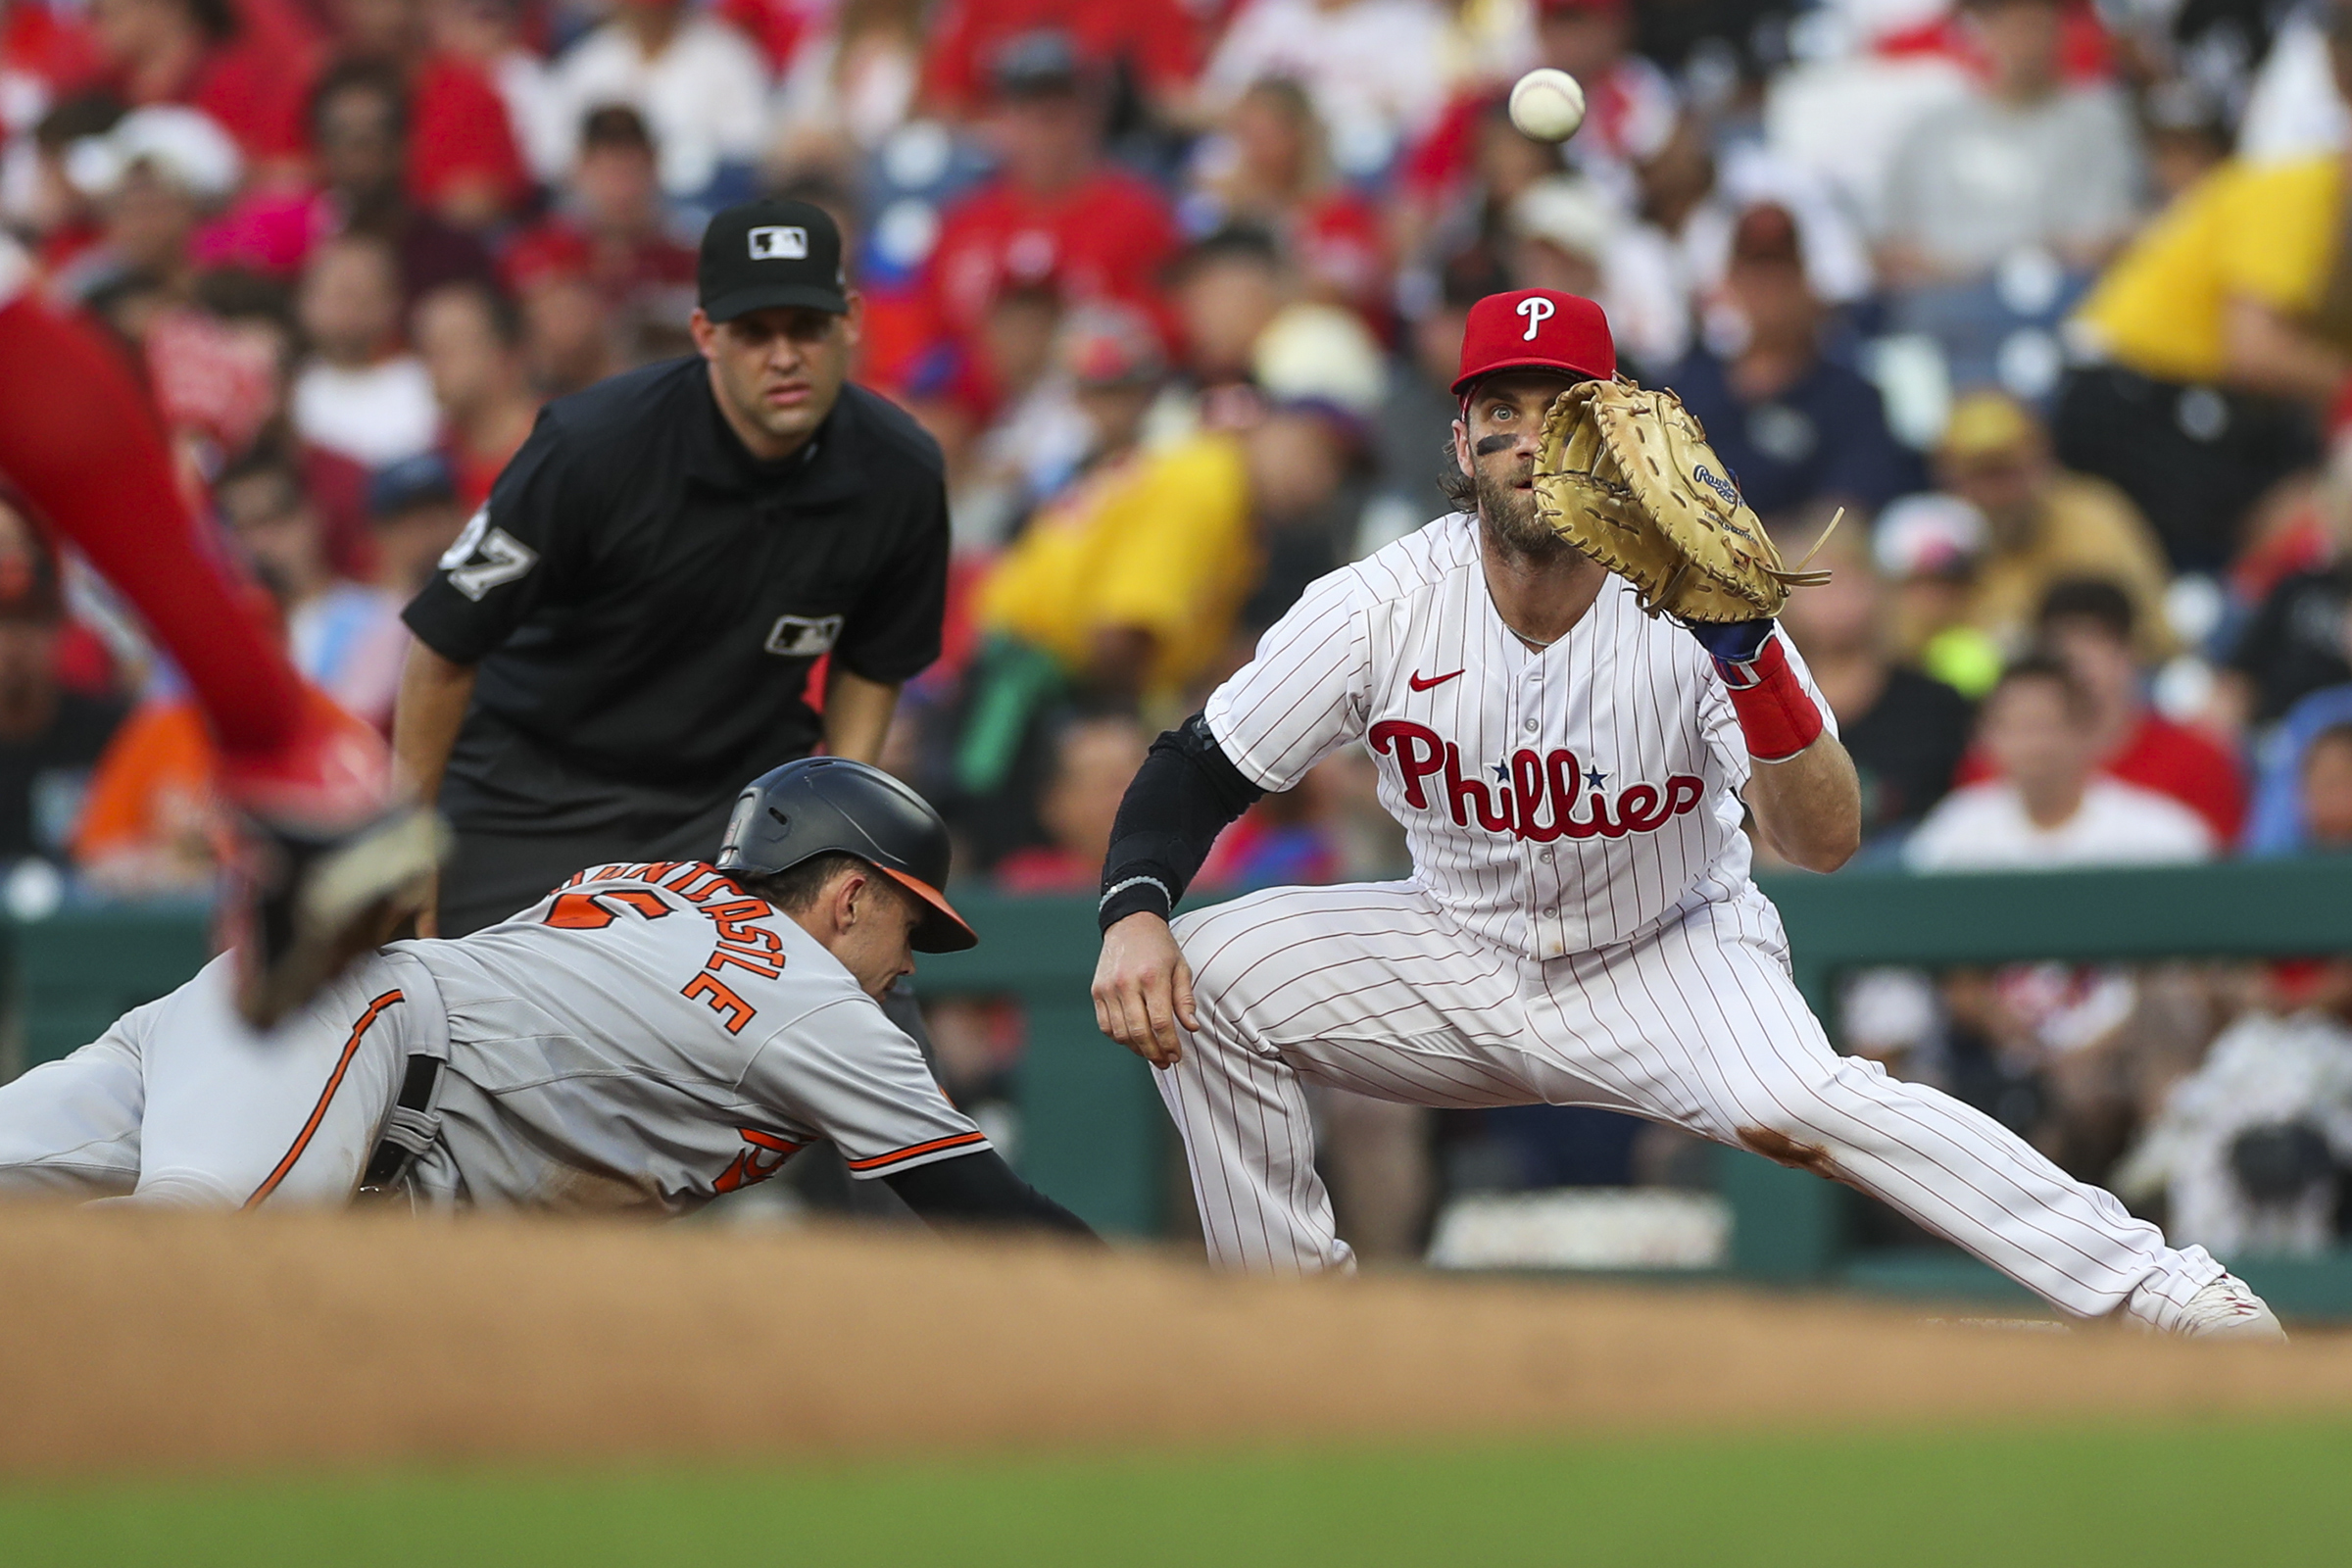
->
<box><xmin>1451</xmin><ymin>288</ymin><xmax>1615</xmax><ymax>397</ymax></box>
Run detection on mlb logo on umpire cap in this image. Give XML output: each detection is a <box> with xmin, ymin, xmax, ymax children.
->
<box><xmin>699</xmin><ymin>198</ymin><xmax>850</xmax><ymax>320</ymax></box>
<box><xmin>748</xmin><ymin>225</ymin><xmax>808</xmax><ymax>261</ymax></box>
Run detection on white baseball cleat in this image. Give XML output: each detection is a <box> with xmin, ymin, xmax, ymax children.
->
<box><xmin>2174</xmin><ymin>1273</ymin><xmax>2287</xmax><ymax>1342</ymax></box>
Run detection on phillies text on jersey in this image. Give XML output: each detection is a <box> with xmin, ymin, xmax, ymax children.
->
<box><xmin>1202</xmin><ymin>512</ymin><xmax>1836</xmax><ymax>956</ymax></box>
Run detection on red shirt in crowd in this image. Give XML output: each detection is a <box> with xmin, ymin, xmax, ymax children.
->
<box><xmin>1</xmin><ymin>1</ymin><xmax>101</xmax><ymax>102</ymax></box>
<box><xmin>922</xmin><ymin>0</ymin><xmax>1203</xmax><ymax>115</ymax></box>
<box><xmin>408</xmin><ymin>54</ymin><xmax>530</xmax><ymax>220</ymax></box>
<box><xmin>1954</xmin><ymin>710</ymin><xmax>2249</xmax><ymax>846</ymax></box>
<box><xmin>919</xmin><ymin>165</ymin><xmax>1181</xmax><ymax>353</ymax></box>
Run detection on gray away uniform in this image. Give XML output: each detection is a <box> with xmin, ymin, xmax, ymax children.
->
<box><xmin>0</xmin><ymin>861</ymin><xmax>986</xmax><ymax>1210</ymax></box>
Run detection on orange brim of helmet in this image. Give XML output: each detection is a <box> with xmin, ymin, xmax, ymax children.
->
<box><xmin>879</xmin><ymin>865</ymin><xmax>979</xmax><ymax>953</ymax></box>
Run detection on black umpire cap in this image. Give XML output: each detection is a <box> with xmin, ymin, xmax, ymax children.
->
<box><xmin>715</xmin><ymin>758</ymin><xmax>977</xmax><ymax>952</ymax></box>
<box><xmin>698</xmin><ymin>198</ymin><xmax>850</xmax><ymax>322</ymax></box>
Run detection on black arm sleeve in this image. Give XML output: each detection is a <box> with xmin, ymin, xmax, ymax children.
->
<box><xmin>882</xmin><ymin>1149</ymin><xmax>1101</xmax><ymax>1242</ymax></box>
<box><xmin>1096</xmin><ymin>711</ymin><xmax>1264</xmax><ymax>932</ymax></box>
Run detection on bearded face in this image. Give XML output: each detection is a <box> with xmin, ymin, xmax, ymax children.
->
<box><xmin>1456</xmin><ymin>372</ymin><xmax>1574</xmax><ymax>562</ymax></box>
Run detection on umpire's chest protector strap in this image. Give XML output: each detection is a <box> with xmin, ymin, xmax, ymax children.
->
<box><xmin>1098</xmin><ymin>712</ymin><xmax>1264</xmax><ymax>931</ymax></box>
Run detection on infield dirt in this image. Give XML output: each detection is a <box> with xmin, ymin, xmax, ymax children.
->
<box><xmin>0</xmin><ymin>1203</ymin><xmax>2344</xmax><ymax>1475</ymax></box>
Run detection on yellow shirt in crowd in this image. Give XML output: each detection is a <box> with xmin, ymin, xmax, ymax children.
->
<box><xmin>977</xmin><ymin>432</ymin><xmax>1259</xmax><ymax>697</ymax></box>
<box><xmin>1965</xmin><ymin>474</ymin><xmax>2180</xmax><ymax>662</ymax></box>
<box><xmin>2075</xmin><ymin>155</ymin><xmax>2343</xmax><ymax>385</ymax></box>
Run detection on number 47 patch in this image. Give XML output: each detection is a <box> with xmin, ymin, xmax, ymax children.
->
<box><xmin>438</xmin><ymin>507</ymin><xmax>540</xmax><ymax>601</ymax></box>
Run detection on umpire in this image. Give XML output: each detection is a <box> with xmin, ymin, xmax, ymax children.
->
<box><xmin>394</xmin><ymin>198</ymin><xmax>949</xmax><ymax>937</ymax></box>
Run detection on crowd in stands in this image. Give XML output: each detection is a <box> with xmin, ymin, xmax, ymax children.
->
<box><xmin>6</xmin><ymin>0</ymin><xmax>2352</xmax><ymax>1258</ymax></box>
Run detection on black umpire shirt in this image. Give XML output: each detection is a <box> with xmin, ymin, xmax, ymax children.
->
<box><xmin>403</xmin><ymin>357</ymin><xmax>948</xmax><ymax>923</ymax></box>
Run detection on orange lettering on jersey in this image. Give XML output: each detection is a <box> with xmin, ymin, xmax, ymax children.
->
<box><xmin>544</xmin><ymin>891</ymin><xmax>617</xmax><ymax>929</ymax></box>
<box><xmin>682</xmin><ymin>973</ymin><xmax>757</xmax><ymax>1033</ymax></box>
<box><xmin>708</xmin><ymin>947</ymin><xmax>782</xmax><ymax>979</ymax></box>
<box><xmin>606</xmin><ymin>888</ymin><xmax>672</xmax><ymax>919</ymax></box>
<box><xmin>712</xmin><ymin>1126</ymin><xmax>802</xmax><ymax>1192</ymax></box>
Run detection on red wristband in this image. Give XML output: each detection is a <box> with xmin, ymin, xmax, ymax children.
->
<box><xmin>1713</xmin><ymin>633</ymin><xmax>1825</xmax><ymax>763</ymax></box>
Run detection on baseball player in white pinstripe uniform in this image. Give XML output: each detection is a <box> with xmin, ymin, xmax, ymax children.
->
<box><xmin>1090</xmin><ymin>288</ymin><xmax>2281</xmax><ymax>1338</ymax></box>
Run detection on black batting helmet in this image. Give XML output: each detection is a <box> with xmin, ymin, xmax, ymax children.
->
<box><xmin>714</xmin><ymin>758</ymin><xmax>977</xmax><ymax>952</ymax></box>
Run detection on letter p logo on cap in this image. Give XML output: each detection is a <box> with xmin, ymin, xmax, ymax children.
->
<box><xmin>748</xmin><ymin>225</ymin><xmax>808</xmax><ymax>261</ymax></box>
<box><xmin>1517</xmin><ymin>296</ymin><xmax>1556</xmax><ymax>341</ymax></box>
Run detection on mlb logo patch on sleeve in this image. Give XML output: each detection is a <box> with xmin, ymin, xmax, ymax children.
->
<box><xmin>764</xmin><ymin>613</ymin><xmax>843</xmax><ymax>656</ymax></box>
<box><xmin>749</xmin><ymin>226</ymin><xmax>808</xmax><ymax>261</ymax></box>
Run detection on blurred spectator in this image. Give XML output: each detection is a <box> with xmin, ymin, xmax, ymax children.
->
<box><xmin>291</xmin><ymin>231</ymin><xmax>442</xmax><ymax>469</ymax></box>
<box><xmin>2140</xmin><ymin>75</ymin><xmax>2230</xmax><ymax>209</ymax></box>
<box><xmin>507</xmin><ymin>237</ymin><xmax>621</xmax><ymax>398</ymax></box>
<box><xmin>425</xmin><ymin>0</ymin><xmax>567</xmax><ymax>184</ymax></box>
<box><xmin>1663</xmin><ymin>202</ymin><xmax>1919</xmax><ymax>518</ymax></box>
<box><xmin>1873</xmin><ymin>489</ymin><xmax>2004</xmax><ymax>697</ymax></box>
<box><xmin>974</xmin><ymin>405</ymin><xmax>1302</xmax><ymax>705</ymax></box>
<box><xmin>919</xmin><ymin>30</ymin><xmax>1180</xmax><ymax>371</ymax></box>
<box><xmin>214</xmin><ymin>452</ymin><xmax>409</xmax><ymax>728</ymax></box>
<box><xmin>404</xmin><ymin>0</ymin><xmax>533</xmax><ymax>229</ymax></box>
<box><xmin>1634</xmin><ymin>112</ymin><xmax>1875</xmax><ymax>314</ymax></box>
<box><xmin>1375</xmin><ymin>246</ymin><xmax>1507</xmax><ymax>530</ymax></box>
<box><xmin>74</xmin><ymin>675</ymin><xmax>353</xmax><ymax>897</ymax></box>
<box><xmin>1168</xmin><ymin>223</ymin><xmax>1288</xmax><ymax>393</ymax></box>
<box><xmin>18</xmin><ymin>93</ymin><xmax>126</xmax><ymax>276</ymax></box>
<box><xmin>1506</xmin><ymin>172</ymin><xmax>1686</xmax><ymax>371</ymax></box>
<box><xmin>2245</xmin><ymin>692</ymin><xmax>2352</xmax><ymax>857</ymax></box>
<box><xmin>954</xmin><ymin>299</ymin><xmax>1167</xmax><ymax>552</ymax></box>
<box><xmin>1200</xmin><ymin>0</ymin><xmax>1449</xmax><ymax>183</ymax></box>
<box><xmin>1404</xmin><ymin>0</ymin><xmax>1677</xmax><ymax>220</ymax></box>
<box><xmin>1774</xmin><ymin>514</ymin><xmax>1972</xmax><ymax>849</ymax></box>
<box><xmin>919</xmin><ymin>0</ymin><xmax>1203</xmax><ymax>126</ymax></box>
<box><xmin>366</xmin><ymin>449</ymin><xmax>469</xmax><ymax>596</ymax></box>
<box><xmin>1932</xmin><ymin>389</ymin><xmax>2176</xmax><ymax>663</ymax></box>
<box><xmin>992</xmin><ymin>710</ymin><xmax>1148</xmax><ymax>892</ymax></box>
<box><xmin>1906</xmin><ymin>656</ymin><xmax>2214</xmax><ymax>870</ymax></box>
<box><xmin>88</xmin><ymin>0</ymin><xmax>313</xmax><ymax>176</ymax></box>
<box><xmin>53</xmin><ymin>101</ymin><xmax>239</xmax><ymax>302</ymax></box>
<box><xmin>2116</xmin><ymin>1003</ymin><xmax>2352</xmax><ymax>1259</ymax></box>
<box><xmin>1876</xmin><ymin>0</ymin><xmax>2141</xmax><ymax>289</ymax></box>
<box><xmin>1197</xmin><ymin>762</ymin><xmax>1342</xmax><ymax>890</ymax></box>
<box><xmin>201</xmin><ymin>59</ymin><xmax>499</xmax><ymax>298</ymax></box>
<box><xmin>522</xmin><ymin>104</ymin><xmax>698</xmax><ymax>317</ymax></box>
<box><xmin>2056</xmin><ymin>6</ymin><xmax>2352</xmax><ymax>570</ymax></box>
<box><xmin>548</xmin><ymin>0</ymin><xmax>770</xmax><ymax>202</ymax></box>
<box><xmin>2224</xmin><ymin>535</ymin><xmax>2352</xmax><ymax>730</ymax></box>
<box><xmin>764</xmin><ymin>0</ymin><xmax>924</xmax><ymax>173</ymax></box>
<box><xmin>308</xmin><ymin>58</ymin><xmax>497</xmax><ymax>299</ymax></box>
<box><xmin>1185</xmin><ymin>76</ymin><xmax>1390</xmax><ymax>327</ymax></box>
<box><xmin>0</xmin><ymin>502</ymin><xmax>126</xmax><ymax>866</ymax></box>
<box><xmin>413</xmin><ymin>277</ymin><xmax>539</xmax><ymax>507</ymax></box>
<box><xmin>2028</xmin><ymin>577</ymin><xmax>2245</xmax><ymax>845</ymax></box>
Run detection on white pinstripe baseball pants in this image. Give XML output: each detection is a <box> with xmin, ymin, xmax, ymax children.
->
<box><xmin>1160</xmin><ymin>881</ymin><xmax>2226</xmax><ymax>1329</ymax></box>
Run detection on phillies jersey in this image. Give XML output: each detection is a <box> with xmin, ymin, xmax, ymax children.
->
<box><xmin>396</xmin><ymin>859</ymin><xmax>985</xmax><ymax>1211</ymax></box>
<box><xmin>1202</xmin><ymin>512</ymin><xmax>1836</xmax><ymax>958</ymax></box>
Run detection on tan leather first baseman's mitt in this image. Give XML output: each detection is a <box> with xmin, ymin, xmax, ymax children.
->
<box><xmin>1531</xmin><ymin>378</ymin><xmax>1832</xmax><ymax>623</ymax></box>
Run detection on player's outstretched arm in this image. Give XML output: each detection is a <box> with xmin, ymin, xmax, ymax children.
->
<box><xmin>883</xmin><ymin>1148</ymin><xmax>1102</xmax><ymax>1241</ymax></box>
<box><xmin>1742</xmin><ymin>732</ymin><xmax>1862</xmax><ymax>872</ymax></box>
<box><xmin>1090</xmin><ymin>714</ymin><xmax>1264</xmax><ymax>1068</ymax></box>
<box><xmin>1686</xmin><ymin>619</ymin><xmax>1861</xmax><ymax>872</ymax></box>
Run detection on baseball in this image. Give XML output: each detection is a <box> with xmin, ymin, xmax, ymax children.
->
<box><xmin>1508</xmin><ymin>68</ymin><xmax>1587</xmax><ymax>143</ymax></box>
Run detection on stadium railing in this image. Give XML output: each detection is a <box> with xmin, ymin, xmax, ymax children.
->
<box><xmin>6</xmin><ymin>861</ymin><xmax>2351</xmax><ymax>1316</ymax></box>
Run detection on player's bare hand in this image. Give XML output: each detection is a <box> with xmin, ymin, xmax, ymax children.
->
<box><xmin>1092</xmin><ymin>911</ymin><xmax>1198</xmax><ymax>1068</ymax></box>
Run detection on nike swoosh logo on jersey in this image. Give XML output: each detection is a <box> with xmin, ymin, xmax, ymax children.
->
<box><xmin>1408</xmin><ymin>668</ymin><xmax>1465</xmax><ymax>691</ymax></box>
